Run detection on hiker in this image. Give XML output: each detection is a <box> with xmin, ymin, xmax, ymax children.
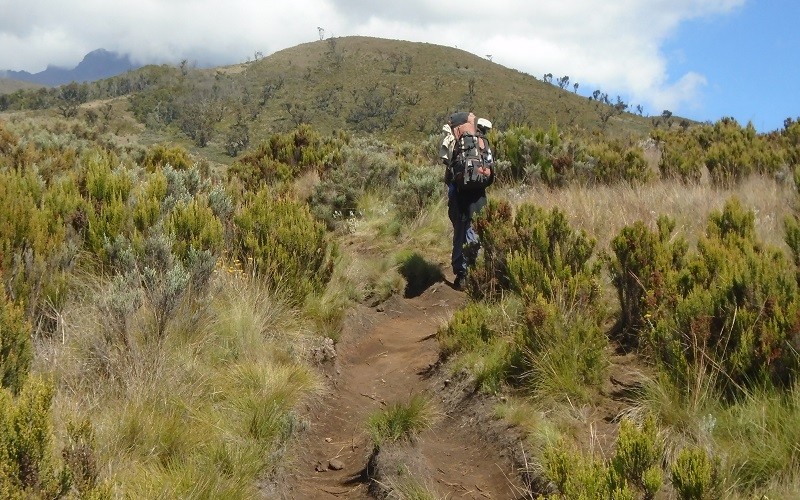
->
<box><xmin>441</xmin><ymin>113</ymin><xmax>495</xmax><ymax>290</ymax></box>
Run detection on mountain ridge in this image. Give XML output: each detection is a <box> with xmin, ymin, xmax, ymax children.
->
<box><xmin>0</xmin><ymin>48</ymin><xmax>139</xmax><ymax>86</ymax></box>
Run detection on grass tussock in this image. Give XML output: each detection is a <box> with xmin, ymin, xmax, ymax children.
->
<box><xmin>40</xmin><ymin>265</ymin><xmax>321</xmax><ymax>498</ymax></box>
<box><xmin>505</xmin><ymin>175</ymin><xmax>794</xmax><ymax>250</ymax></box>
<box><xmin>367</xmin><ymin>394</ymin><xmax>437</xmax><ymax>446</ymax></box>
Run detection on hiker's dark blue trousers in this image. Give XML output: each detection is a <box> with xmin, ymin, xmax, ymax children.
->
<box><xmin>448</xmin><ymin>188</ymin><xmax>485</xmax><ymax>277</ymax></box>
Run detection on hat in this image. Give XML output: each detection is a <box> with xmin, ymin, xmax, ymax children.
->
<box><xmin>477</xmin><ymin>118</ymin><xmax>492</xmax><ymax>130</ymax></box>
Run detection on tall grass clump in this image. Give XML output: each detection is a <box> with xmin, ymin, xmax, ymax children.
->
<box><xmin>367</xmin><ymin>394</ymin><xmax>436</xmax><ymax>446</ymax></box>
<box><xmin>47</xmin><ymin>265</ymin><xmax>320</xmax><ymax>499</ymax></box>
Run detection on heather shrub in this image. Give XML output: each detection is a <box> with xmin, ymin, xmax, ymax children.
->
<box><xmin>310</xmin><ymin>163</ymin><xmax>361</xmax><ymax>229</ymax></box>
<box><xmin>670</xmin><ymin>446</ymin><xmax>716</xmax><ymax>500</ymax></box>
<box><xmin>655</xmin><ymin>118</ymin><xmax>786</xmax><ymax>187</ymax></box>
<box><xmin>311</xmin><ymin>141</ymin><xmax>402</xmax><ymax>228</ymax></box>
<box><xmin>0</xmin><ymin>169</ymin><xmax>68</xmax><ymax>322</ymax></box>
<box><xmin>585</xmin><ymin>140</ymin><xmax>651</xmax><ymax>185</ymax></box>
<box><xmin>234</xmin><ymin>190</ymin><xmax>334</xmax><ymax>305</ymax></box>
<box><xmin>131</xmin><ymin>169</ymin><xmax>168</xmax><ymax>233</ymax></box>
<box><xmin>654</xmin><ymin>129</ymin><xmax>704</xmax><ymax>183</ymax></box>
<box><xmin>0</xmin><ymin>286</ymin><xmax>31</xmax><ymax>394</ymax></box>
<box><xmin>607</xmin><ymin>216</ymin><xmax>687</xmax><ymax>347</ymax></box>
<box><xmin>141</xmin><ymin>143</ymin><xmax>193</xmax><ymax>171</ymax></box>
<box><xmin>613</xmin><ymin>198</ymin><xmax>800</xmax><ymax>396</ymax></box>
<box><xmin>611</xmin><ymin>417</ymin><xmax>663</xmax><ymax>498</ymax></box>
<box><xmin>543</xmin><ymin>442</ymin><xmax>635</xmax><ymax>500</ymax></box>
<box><xmin>491</xmin><ymin>124</ymin><xmax>557</xmax><ymax>182</ymax></box>
<box><xmin>166</xmin><ymin>198</ymin><xmax>224</xmax><ymax>260</ymax></box>
<box><xmin>0</xmin><ymin>376</ymin><xmax>71</xmax><ymax>498</ymax></box>
<box><xmin>228</xmin><ymin>124</ymin><xmax>344</xmax><ymax>191</ymax></box>
<box><xmin>0</xmin><ymin>120</ymin><xmax>18</xmax><ymax>156</ymax></box>
<box><xmin>543</xmin><ymin>417</ymin><xmax>663</xmax><ymax>500</ymax></box>
<box><xmin>470</xmin><ymin>200</ymin><xmax>602</xmax><ymax>310</ymax></box>
<box><xmin>658</xmin><ymin>198</ymin><xmax>799</xmax><ymax>394</ymax></box>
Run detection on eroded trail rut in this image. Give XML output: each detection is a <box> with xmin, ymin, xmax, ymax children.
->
<box><xmin>283</xmin><ymin>281</ymin><xmax>525</xmax><ymax>499</ymax></box>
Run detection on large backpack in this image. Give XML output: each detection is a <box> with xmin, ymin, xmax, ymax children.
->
<box><xmin>448</xmin><ymin>112</ymin><xmax>493</xmax><ymax>191</ymax></box>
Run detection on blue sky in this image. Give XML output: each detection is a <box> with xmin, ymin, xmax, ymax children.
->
<box><xmin>661</xmin><ymin>1</ymin><xmax>800</xmax><ymax>132</ymax></box>
<box><xmin>0</xmin><ymin>0</ymin><xmax>796</xmax><ymax>133</ymax></box>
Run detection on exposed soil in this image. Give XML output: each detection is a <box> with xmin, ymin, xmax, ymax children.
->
<box><xmin>281</xmin><ymin>278</ymin><xmax>529</xmax><ymax>499</ymax></box>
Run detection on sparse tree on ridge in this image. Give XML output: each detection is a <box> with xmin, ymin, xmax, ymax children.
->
<box><xmin>57</xmin><ymin>82</ymin><xmax>88</xmax><ymax>118</ymax></box>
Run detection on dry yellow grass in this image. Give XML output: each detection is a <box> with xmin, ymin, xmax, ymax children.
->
<box><xmin>498</xmin><ymin>175</ymin><xmax>794</xmax><ymax>252</ymax></box>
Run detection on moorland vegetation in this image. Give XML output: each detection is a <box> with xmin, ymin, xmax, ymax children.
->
<box><xmin>1</xmin><ymin>36</ymin><xmax>800</xmax><ymax>498</ymax></box>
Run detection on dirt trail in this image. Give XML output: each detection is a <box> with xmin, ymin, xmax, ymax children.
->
<box><xmin>282</xmin><ymin>280</ymin><xmax>526</xmax><ymax>499</ymax></box>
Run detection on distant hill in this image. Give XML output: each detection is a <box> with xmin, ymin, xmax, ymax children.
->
<box><xmin>0</xmin><ymin>49</ymin><xmax>139</xmax><ymax>86</ymax></box>
<box><xmin>219</xmin><ymin>36</ymin><xmax>656</xmax><ymax>139</ymax></box>
<box><xmin>0</xmin><ymin>78</ymin><xmax>44</xmax><ymax>94</ymax></box>
<box><xmin>1</xmin><ymin>37</ymin><xmax>662</xmax><ymax>155</ymax></box>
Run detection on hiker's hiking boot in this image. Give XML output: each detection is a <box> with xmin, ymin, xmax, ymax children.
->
<box><xmin>454</xmin><ymin>273</ymin><xmax>466</xmax><ymax>291</ymax></box>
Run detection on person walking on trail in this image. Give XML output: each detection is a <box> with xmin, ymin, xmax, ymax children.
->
<box><xmin>440</xmin><ymin>113</ymin><xmax>495</xmax><ymax>290</ymax></box>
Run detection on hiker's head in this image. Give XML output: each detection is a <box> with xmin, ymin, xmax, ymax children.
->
<box><xmin>477</xmin><ymin>118</ymin><xmax>492</xmax><ymax>134</ymax></box>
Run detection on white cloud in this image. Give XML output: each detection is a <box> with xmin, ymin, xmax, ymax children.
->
<box><xmin>0</xmin><ymin>0</ymin><xmax>744</xmax><ymax>117</ymax></box>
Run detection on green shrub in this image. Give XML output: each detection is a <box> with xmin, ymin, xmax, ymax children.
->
<box><xmin>142</xmin><ymin>143</ymin><xmax>193</xmax><ymax>171</ymax></box>
<box><xmin>611</xmin><ymin>417</ymin><xmax>663</xmax><ymax>498</ymax></box>
<box><xmin>543</xmin><ymin>417</ymin><xmax>665</xmax><ymax>500</ymax></box>
<box><xmin>234</xmin><ymin>190</ymin><xmax>334</xmax><ymax>305</ymax></box>
<box><xmin>310</xmin><ymin>140</ymin><xmax>403</xmax><ymax>228</ymax></box>
<box><xmin>0</xmin><ymin>287</ymin><xmax>31</xmax><ymax>394</ymax></box>
<box><xmin>132</xmin><ymin>170</ymin><xmax>168</xmax><ymax>233</ymax></box>
<box><xmin>228</xmin><ymin>124</ymin><xmax>344</xmax><ymax>191</ymax></box>
<box><xmin>471</xmin><ymin>200</ymin><xmax>601</xmax><ymax>309</ymax></box>
<box><xmin>607</xmin><ymin>216</ymin><xmax>687</xmax><ymax>347</ymax></box>
<box><xmin>586</xmin><ymin>140</ymin><xmax>651</xmax><ymax>185</ymax></box>
<box><xmin>543</xmin><ymin>442</ymin><xmax>635</xmax><ymax>500</ymax></box>
<box><xmin>656</xmin><ymin>118</ymin><xmax>786</xmax><ymax>187</ymax></box>
<box><xmin>81</xmin><ymin>152</ymin><xmax>133</xmax><ymax>207</ymax></box>
<box><xmin>391</xmin><ymin>165</ymin><xmax>441</xmax><ymax>221</ymax></box>
<box><xmin>167</xmin><ymin>198</ymin><xmax>224</xmax><ymax>260</ymax></box>
<box><xmin>659</xmin><ymin>199</ymin><xmax>799</xmax><ymax>394</ymax></box>
<box><xmin>0</xmin><ymin>376</ymin><xmax>71</xmax><ymax>498</ymax></box>
<box><xmin>655</xmin><ymin>129</ymin><xmax>704</xmax><ymax>183</ymax></box>
<box><xmin>615</xmin><ymin>199</ymin><xmax>800</xmax><ymax>396</ymax></box>
<box><xmin>310</xmin><ymin>163</ymin><xmax>361</xmax><ymax>229</ymax></box>
<box><xmin>0</xmin><ymin>169</ymin><xmax>67</xmax><ymax>322</ymax></box>
<box><xmin>671</xmin><ymin>446</ymin><xmax>716</xmax><ymax>500</ymax></box>
<box><xmin>491</xmin><ymin>124</ymin><xmax>559</xmax><ymax>183</ymax></box>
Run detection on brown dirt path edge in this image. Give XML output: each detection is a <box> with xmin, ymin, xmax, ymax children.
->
<box><xmin>280</xmin><ymin>280</ymin><xmax>528</xmax><ymax>499</ymax></box>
